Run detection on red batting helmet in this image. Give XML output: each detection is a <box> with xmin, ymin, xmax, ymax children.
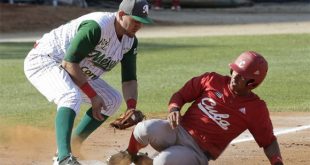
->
<box><xmin>229</xmin><ymin>51</ymin><xmax>268</xmax><ymax>89</ymax></box>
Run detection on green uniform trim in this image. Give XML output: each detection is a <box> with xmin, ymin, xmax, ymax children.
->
<box><xmin>64</xmin><ymin>20</ymin><xmax>101</xmax><ymax>63</ymax></box>
<box><xmin>55</xmin><ymin>107</ymin><xmax>76</xmax><ymax>161</ymax></box>
<box><xmin>121</xmin><ymin>37</ymin><xmax>138</xmax><ymax>82</ymax></box>
<box><xmin>72</xmin><ymin>108</ymin><xmax>108</xmax><ymax>144</ymax></box>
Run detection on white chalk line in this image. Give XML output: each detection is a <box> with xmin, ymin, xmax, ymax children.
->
<box><xmin>231</xmin><ymin>124</ymin><xmax>310</xmax><ymax>144</ymax></box>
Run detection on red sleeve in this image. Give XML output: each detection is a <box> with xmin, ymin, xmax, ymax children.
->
<box><xmin>168</xmin><ymin>72</ymin><xmax>210</xmax><ymax>110</ymax></box>
<box><xmin>248</xmin><ymin>102</ymin><xmax>276</xmax><ymax>148</ymax></box>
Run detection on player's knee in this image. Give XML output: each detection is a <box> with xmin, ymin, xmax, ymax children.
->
<box><xmin>103</xmin><ymin>90</ymin><xmax>122</xmax><ymax>115</ymax></box>
<box><xmin>56</xmin><ymin>91</ymin><xmax>82</xmax><ymax>114</ymax></box>
<box><xmin>133</xmin><ymin>120</ymin><xmax>149</xmax><ymax>145</ymax></box>
<box><xmin>134</xmin><ymin>119</ymin><xmax>176</xmax><ymax>149</ymax></box>
<box><xmin>135</xmin><ymin>119</ymin><xmax>161</xmax><ymax>137</ymax></box>
<box><xmin>112</xmin><ymin>90</ymin><xmax>122</xmax><ymax>111</ymax></box>
<box><xmin>144</xmin><ymin>119</ymin><xmax>173</xmax><ymax>137</ymax></box>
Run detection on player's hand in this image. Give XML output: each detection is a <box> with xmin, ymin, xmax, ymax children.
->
<box><xmin>90</xmin><ymin>95</ymin><xmax>107</xmax><ymax>121</ymax></box>
<box><xmin>167</xmin><ymin>111</ymin><xmax>181</xmax><ymax>129</ymax></box>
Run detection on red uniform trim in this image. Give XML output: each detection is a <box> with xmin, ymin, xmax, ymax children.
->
<box><xmin>80</xmin><ymin>82</ymin><xmax>97</xmax><ymax>98</ymax></box>
<box><xmin>126</xmin><ymin>98</ymin><xmax>137</xmax><ymax>109</ymax></box>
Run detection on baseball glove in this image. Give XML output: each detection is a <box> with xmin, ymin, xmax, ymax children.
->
<box><xmin>107</xmin><ymin>151</ymin><xmax>132</xmax><ymax>165</ymax></box>
<box><xmin>110</xmin><ymin>109</ymin><xmax>145</xmax><ymax>130</ymax></box>
<box><xmin>134</xmin><ymin>153</ymin><xmax>153</xmax><ymax>165</ymax></box>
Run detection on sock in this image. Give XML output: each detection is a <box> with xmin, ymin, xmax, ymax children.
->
<box><xmin>72</xmin><ymin>108</ymin><xmax>108</xmax><ymax>145</ymax></box>
<box><xmin>127</xmin><ymin>132</ymin><xmax>145</xmax><ymax>155</ymax></box>
<box><xmin>56</xmin><ymin>107</ymin><xmax>76</xmax><ymax>161</ymax></box>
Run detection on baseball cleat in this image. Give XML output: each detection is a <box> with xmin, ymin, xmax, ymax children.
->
<box><xmin>53</xmin><ymin>153</ymin><xmax>81</xmax><ymax>165</ymax></box>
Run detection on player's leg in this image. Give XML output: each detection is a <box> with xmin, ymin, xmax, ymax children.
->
<box><xmin>127</xmin><ymin>119</ymin><xmax>178</xmax><ymax>155</ymax></box>
<box><xmin>153</xmin><ymin>145</ymin><xmax>205</xmax><ymax>165</ymax></box>
<box><xmin>126</xmin><ymin>119</ymin><xmax>208</xmax><ymax>164</ymax></box>
<box><xmin>24</xmin><ymin>53</ymin><xmax>83</xmax><ymax>162</ymax></box>
<box><xmin>72</xmin><ymin>78</ymin><xmax>122</xmax><ymax>150</ymax></box>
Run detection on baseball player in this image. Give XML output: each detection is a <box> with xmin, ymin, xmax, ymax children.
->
<box><xmin>23</xmin><ymin>0</ymin><xmax>152</xmax><ymax>164</ymax></box>
<box><xmin>109</xmin><ymin>51</ymin><xmax>284</xmax><ymax>165</ymax></box>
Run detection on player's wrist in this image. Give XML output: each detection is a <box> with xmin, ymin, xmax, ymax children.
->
<box><xmin>126</xmin><ymin>98</ymin><xmax>137</xmax><ymax>110</ymax></box>
<box><xmin>269</xmin><ymin>154</ymin><xmax>283</xmax><ymax>165</ymax></box>
<box><xmin>168</xmin><ymin>104</ymin><xmax>180</xmax><ymax>113</ymax></box>
<box><xmin>80</xmin><ymin>82</ymin><xmax>97</xmax><ymax>98</ymax></box>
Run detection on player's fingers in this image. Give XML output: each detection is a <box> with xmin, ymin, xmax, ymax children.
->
<box><xmin>92</xmin><ymin>108</ymin><xmax>99</xmax><ymax>121</ymax></box>
<box><xmin>96</xmin><ymin>105</ymin><xmax>104</xmax><ymax>121</ymax></box>
<box><xmin>92</xmin><ymin>106</ymin><xmax>104</xmax><ymax>121</ymax></box>
<box><xmin>167</xmin><ymin>115</ymin><xmax>174</xmax><ymax>128</ymax></box>
<box><xmin>175</xmin><ymin>112</ymin><xmax>180</xmax><ymax>125</ymax></box>
<box><xmin>169</xmin><ymin>113</ymin><xmax>177</xmax><ymax>129</ymax></box>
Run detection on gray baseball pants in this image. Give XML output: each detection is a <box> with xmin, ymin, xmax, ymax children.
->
<box><xmin>133</xmin><ymin>119</ymin><xmax>209</xmax><ymax>165</ymax></box>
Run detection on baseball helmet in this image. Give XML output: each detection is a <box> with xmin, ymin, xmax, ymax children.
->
<box><xmin>229</xmin><ymin>51</ymin><xmax>268</xmax><ymax>89</ymax></box>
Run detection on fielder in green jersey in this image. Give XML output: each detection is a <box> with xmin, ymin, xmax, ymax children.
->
<box><xmin>24</xmin><ymin>0</ymin><xmax>152</xmax><ymax>164</ymax></box>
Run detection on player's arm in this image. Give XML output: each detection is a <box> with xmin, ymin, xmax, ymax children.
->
<box><xmin>121</xmin><ymin>37</ymin><xmax>138</xmax><ymax>110</ymax></box>
<box><xmin>167</xmin><ymin>72</ymin><xmax>210</xmax><ymax>128</ymax></box>
<box><xmin>248</xmin><ymin>103</ymin><xmax>283</xmax><ymax>165</ymax></box>
<box><xmin>168</xmin><ymin>72</ymin><xmax>210</xmax><ymax>111</ymax></box>
<box><xmin>62</xmin><ymin>20</ymin><xmax>105</xmax><ymax>120</ymax></box>
<box><xmin>264</xmin><ymin>139</ymin><xmax>283</xmax><ymax>165</ymax></box>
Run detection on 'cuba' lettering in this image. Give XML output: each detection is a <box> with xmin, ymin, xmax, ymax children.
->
<box><xmin>198</xmin><ymin>97</ymin><xmax>230</xmax><ymax>130</ymax></box>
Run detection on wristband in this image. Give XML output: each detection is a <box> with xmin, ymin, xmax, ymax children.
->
<box><xmin>80</xmin><ymin>82</ymin><xmax>97</xmax><ymax>98</ymax></box>
<box><xmin>270</xmin><ymin>155</ymin><xmax>283</xmax><ymax>165</ymax></box>
<box><xmin>169</xmin><ymin>108</ymin><xmax>180</xmax><ymax>113</ymax></box>
<box><xmin>126</xmin><ymin>98</ymin><xmax>137</xmax><ymax>109</ymax></box>
<box><xmin>168</xmin><ymin>104</ymin><xmax>180</xmax><ymax>113</ymax></box>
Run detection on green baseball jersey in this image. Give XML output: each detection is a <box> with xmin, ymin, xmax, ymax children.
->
<box><xmin>36</xmin><ymin>12</ymin><xmax>137</xmax><ymax>82</ymax></box>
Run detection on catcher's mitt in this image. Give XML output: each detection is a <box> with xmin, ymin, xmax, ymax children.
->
<box><xmin>110</xmin><ymin>109</ymin><xmax>145</xmax><ymax>130</ymax></box>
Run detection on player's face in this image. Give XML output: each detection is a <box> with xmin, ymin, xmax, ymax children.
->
<box><xmin>229</xmin><ymin>71</ymin><xmax>249</xmax><ymax>95</ymax></box>
<box><xmin>121</xmin><ymin>15</ymin><xmax>143</xmax><ymax>37</ymax></box>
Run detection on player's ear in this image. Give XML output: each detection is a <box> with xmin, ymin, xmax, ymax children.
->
<box><xmin>118</xmin><ymin>10</ymin><xmax>126</xmax><ymax>19</ymax></box>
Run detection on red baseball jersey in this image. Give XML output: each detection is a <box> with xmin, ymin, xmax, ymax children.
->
<box><xmin>169</xmin><ymin>72</ymin><xmax>276</xmax><ymax>159</ymax></box>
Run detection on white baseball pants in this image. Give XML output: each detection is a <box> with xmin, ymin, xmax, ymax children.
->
<box><xmin>24</xmin><ymin>49</ymin><xmax>122</xmax><ymax>116</ymax></box>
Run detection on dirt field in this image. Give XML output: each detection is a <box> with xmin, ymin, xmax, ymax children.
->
<box><xmin>0</xmin><ymin>112</ymin><xmax>309</xmax><ymax>165</ymax></box>
<box><xmin>0</xmin><ymin>2</ymin><xmax>310</xmax><ymax>165</ymax></box>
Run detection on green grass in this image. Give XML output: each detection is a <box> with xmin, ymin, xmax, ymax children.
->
<box><xmin>0</xmin><ymin>34</ymin><xmax>310</xmax><ymax>128</ymax></box>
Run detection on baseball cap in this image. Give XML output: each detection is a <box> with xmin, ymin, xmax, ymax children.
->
<box><xmin>119</xmin><ymin>0</ymin><xmax>153</xmax><ymax>24</ymax></box>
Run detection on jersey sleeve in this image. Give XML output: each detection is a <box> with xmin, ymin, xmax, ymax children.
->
<box><xmin>64</xmin><ymin>20</ymin><xmax>101</xmax><ymax>63</ymax></box>
<box><xmin>248</xmin><ymin>102</ymin><xmax>276</xmax><ymax>148</ymax></box>
<box><xmin>121</xmin><ymin>37</ymin><xmax>138</xmax><ymax>82</ymax></box>
<box><xmin>169</xmin><ymin>72</ymin><xmax>210</xmax><ymax>109</ymax></box>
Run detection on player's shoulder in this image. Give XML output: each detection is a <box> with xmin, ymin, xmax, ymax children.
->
<box><xmin>244</xmin><ymin>93</ymin><xmax>268</xmax><ymax>111</ymax></box>
<box><xmin>202</xmin><ymin>72</ymin><xmax>227</xmax><ymax>82</ymax></box>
